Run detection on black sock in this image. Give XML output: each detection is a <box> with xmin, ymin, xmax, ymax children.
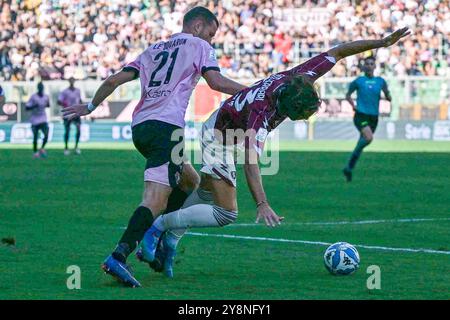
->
<box><xmin>348</xmin><ymin>153</ymin><xmax>360</xmax><ymax>170</ymax></box>
<box><xmin>347</xmin><ymin>137</ymin><xmax>370</xmax><ymax>170</ymax></box>
<box><xmin>41</xmin><ymin>129</ymin><xmax>48</xmax><ymax>149</ymax></box>
<box><xmin>75</xmin><ymin>127</ymin><xmax>80</xmax><ymax>148</ymax></box>
<box><xmin>64</xmin><ymin>127</ymin><xmax>69</xmax><ymax>149</ymax></box>
<box><xmin>32</xmin><ymin>128</ymin><xmax>38</xmax><ymax>152</ymax></box>
<box><xmin>163</xmin><ymin>186</ymin><xmax>189</xmax><ymax>214</ymax></box>
<box><xmin>112</xmin><ymin>206</ymin><xmax>154</xmax><ymax>263</ymax></box>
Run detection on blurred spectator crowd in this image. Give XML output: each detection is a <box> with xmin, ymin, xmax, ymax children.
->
<box><xmin>0</xmin><ymin>0</ymin><xmax>449</xmax><ymax>81</ymax></box>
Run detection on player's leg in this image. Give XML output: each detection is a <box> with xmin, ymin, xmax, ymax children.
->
<box><xmin>157</xmin><ymin>175</ymin><xmax>237</xmax><ymax>229</ymax></box>
<box><xmin>145</xmin><ymin>171</ymin><xmax>213</xmax><ymax>275</ymax></box>
<box><xmin>141</xmin><ymin>163</ymin><xmax>201</xmax><ymax>273</ymax></box>
<box><xmin>39</xmin><ymin>123</ymin><xmax>49</xmax><ymax>158</ymax></box>
<box><xmin>31</xmin><ymin>124</ymin><xmax>39</xmax><ymax>157</ymax></box>
<box><xmin>112</xmin><ymin>181</ymin><xmax>173</xmax><ymax>262</ymax></box>
<box><xmin>141</xmin><ymin>128</ymin><xmax>238</xmax><ymax>271</ymax></box>
<box><xmin>102</xmin><ymin>180</ymin><xmax>172</xmax><ymax>287</ymax></box>
<box><xmin>344</xmin><ymin>113</ymin><xmax>374</xmax><ymax>181</ymax></box>
<box><xmin>74</xmin><ymin>119</ymin><xmax>81</xmax><ymax>154</ymax></box>
<box><xmin>344</xmin><ymin>126</ymin><xmax>373</xmax><ymax>178</ymax></box>
<box><xmin>110</xmin><ymin>118</ymin><xmax>182</xmax><ymax>263</ymax></box>
<box><xmin>63</xmin><ymin>119</ymin><xmax>71</xmax><ymax>155</ymax></box>
<box><xmin>125</xmin><ymin>121</ymin><xmax>186</xmax><ymax>262</ymax></box>
<box><xmin>102</xmin><ymin>120</ymin><xmax>184</xmax><ymax>286</ymax></box>
<box><xmin>164</xmin><ymin>162</ymin><xmax>200</xmax><ymax>214</ymax></box>
<box><xmin>142</xmin><ymin>173</ymin><xmax>237</xmax><ymax>268</ymax></box>
<box><xmin>163</xmin><ymin>173</ymin><xmax>213</xmax><ymax>250</ymax></box>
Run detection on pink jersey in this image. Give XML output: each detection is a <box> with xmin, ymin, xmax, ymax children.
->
<box><xmin>124</xmin><ymin>32</ymin><xmax>220</xmax><ymax>128</ymax></box>
<box><xmin>58</xmin><ymin>88</ymin><xmax>82</xmax><ymax>107</ymax></box>
<box><xmin>214</xmin><ymin>52</ymin><xmax>336</xmax><ymax>154</ymax></box>
<box><xmin>26</xmin><ymin>93</ymin><xmax>50</xmax><ymax>125</ymax></box>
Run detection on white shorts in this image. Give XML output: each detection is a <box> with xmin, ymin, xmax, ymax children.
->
<box><xmin>200</xmin><ymin>110</ymin><xmax>238</xmax><ymax>187</ymax></box>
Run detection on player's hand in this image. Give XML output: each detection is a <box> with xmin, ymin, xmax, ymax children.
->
<box><xmin>382</xmin><ymin>27</ymin><xmax>411</xmax><ymax>48</ymax></box>
<box><xmin>62</xmin><ymin>104</ymin><xmax>90</xmax><ymax>120</ymax></box>
<box><xmin>255</xmin><ymin>202</ymin><xmax>284</xmax><ymax>227</ymax></box>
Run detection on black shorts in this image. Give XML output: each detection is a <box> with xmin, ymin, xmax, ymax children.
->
<box><xmin>132</xmin><ymin>120</ymin><xmax>184</xmax><ymax>188</ymax></box>
<box><xmin>31</xmin><ymin>122</ymin><xmax>49</xmax><ymax>135</ymax></box>
<box><xmin>64</xmin><ymin>117</ymin><xmax>81</xmax><ymax>127</ymax></box>
<box><xmin>353</xmin><ymin>112</ymin><xmax>379</xmax><ymax>132</ymax></box>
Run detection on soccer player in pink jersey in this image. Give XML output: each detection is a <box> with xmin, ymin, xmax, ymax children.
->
<box><xmin>140</xmin><ymin>28</ymin><xmax>411</xmax><ymax>278</ymax></box>
<box><xmin>63</xmin><ymin>7</ymin><xmax>246</xmax><ymax>287</ymax></box>
<box><xmin>58</xmin><ymin>78</ymin><xmax>82</xmax><ymax>155</ymax></box>
<box><xmin>26</xmin><ymin>82</ymin><xmax>50</xmax><ymax>158</ymax></box>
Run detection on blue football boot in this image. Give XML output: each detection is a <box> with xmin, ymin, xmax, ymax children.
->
<box><xmin>343</xmin><ymin>167</ymin><xmax>352</xmax><ymax>182</ymax></box>
<box><xmin>161</xmin><ymin>234</ymin><xmax>177</xmax><ymax>279</ymax></box>
<box><xmin>136</xmin><ymin>234</ymin><xmax>166</xmax><ymax>273</ymax></box>
<box><xmin>101</xmin><ymin>255</ymin><xmax>141</xmax><ymax>288</ymax></box>
<box><xmin>139</xmin><ymin>225</ymin><xmax>163</xmax><ymax>263</ymax></box>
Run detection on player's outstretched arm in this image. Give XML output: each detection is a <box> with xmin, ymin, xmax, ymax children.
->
<box><xmin>327</xmin><ymin>27</ymin><xmax>411</xmax><ymax>62</ymax></box>
<box><xmin>62</xmin><ymin>70</ymin><xmax>136</xmax><ymax>120</ymax></box>
<box><xmin>203</xmin><ymin>70</ymin><xmax>247</xmax><ymax>95</ymax></box>
<box><xmin>244</xmin><ymin>143</ymin><xmax>284</xmax><ymax>227</ymax></box>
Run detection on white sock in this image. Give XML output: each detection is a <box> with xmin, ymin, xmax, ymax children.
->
<box><xmin>154</xmin><ymin>188</ymin><xmax>214</xmax><ymax>231</ymax></box>
<box><xmin>157</xmin><ymin>204</ymin><xmax>225</xmax><ymax>231</ymax></box>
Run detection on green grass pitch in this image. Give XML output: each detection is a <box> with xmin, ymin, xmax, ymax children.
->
<box><xmin>0</xmin><ymin>141</ymin><xmax>449</xmax><ymax>299</ymax></box>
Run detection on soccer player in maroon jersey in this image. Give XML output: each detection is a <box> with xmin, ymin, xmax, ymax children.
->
<box><xmin>140</xmin><ymin>28</ymin><xmax>411</xmax><ymax>278</ymax></box>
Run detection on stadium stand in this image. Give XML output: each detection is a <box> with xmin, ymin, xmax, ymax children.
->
<box><xmin>0</xmin><ymin>0</ymin><xmax>449</xmax><ymax>82</ymax></box>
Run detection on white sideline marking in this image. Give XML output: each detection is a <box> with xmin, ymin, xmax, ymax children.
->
<box><xmin>186</xmin><ymin>232</ymin><xmax>450</xmax><ymax>255</ymax></box>
<box><xmin>118</xmin><ymin>217</ymin><xmax>450</xmax><ymax>231</ymax></box>
<box><xmin>228</xmin><ymin>217</ymin><xmax>450</xmax><ymax>227</ymax></box>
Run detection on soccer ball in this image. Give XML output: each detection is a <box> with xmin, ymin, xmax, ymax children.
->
<box><xmin>323</xmin><ymin>242</ymin><xmax>360</xmax><ymax>275</ymax></box>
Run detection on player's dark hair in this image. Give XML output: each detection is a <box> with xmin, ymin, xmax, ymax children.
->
<box><xmin>276</xmin><ymin>75</ymin><xmax>321</xmax><ymax>121</ymax></box>
<box><xmin>364</xmin><ymin>56</ymin><xmax>376</xmax><ymax>63</ymax></box>
<box><xmin>37</xmin><ymin>82</ymin><xmax>44</xmax><ymax>96</ymax></box>
<box><xmin>183</xmin><ymin>6</ymin><xmax>219</xmax><ymax>28</ymax></box>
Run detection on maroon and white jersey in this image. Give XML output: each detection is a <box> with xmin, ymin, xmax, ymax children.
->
<box><xmin>214</xmin><ymin>52</ymin><xmax>336</xmax><ymax>154</ymax></box>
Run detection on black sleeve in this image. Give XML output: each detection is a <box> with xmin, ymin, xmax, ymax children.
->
<box><xmin>122</xmin><ymin>66</ymin><xmax>140</xmax><ymax>79</ymax></box>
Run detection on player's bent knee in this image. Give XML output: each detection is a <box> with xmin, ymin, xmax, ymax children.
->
<box><xmin>213</xmin><ymin>205</ymin><xmax>238</xmax><ymax>227</ymax></box>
